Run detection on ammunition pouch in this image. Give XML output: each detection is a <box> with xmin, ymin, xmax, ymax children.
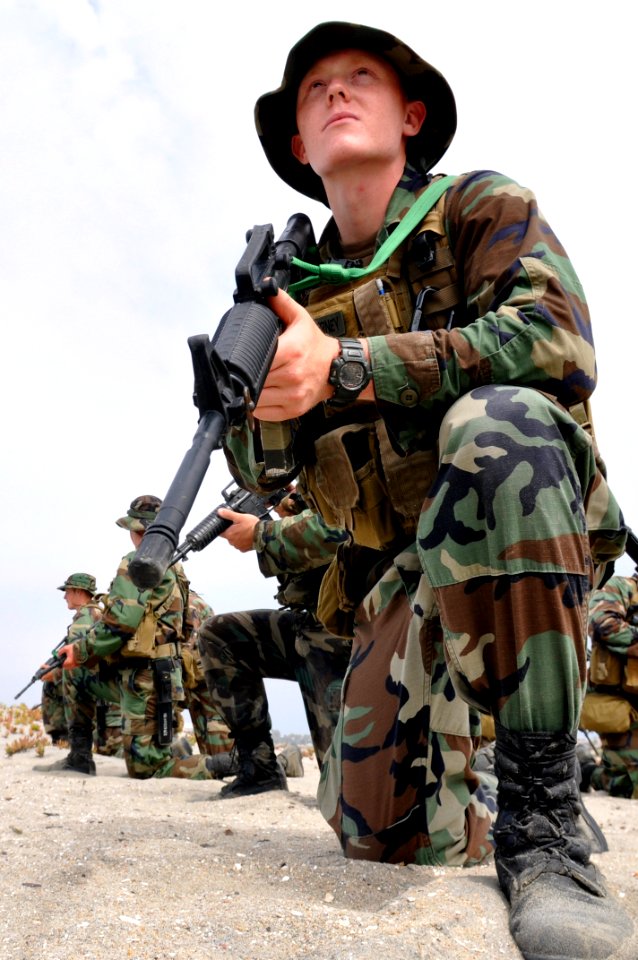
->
<box><xmin>119</xmin><ymin>605</ymin><xmax>159</xmax><ymax>659</ymax></box>
<box><xmin>180</xmin><ymin>646</ymin><xmax>203</xmax><ymax>689</ymax></box>
<box><xmin>624</xmin><ymin>657</ymin><xmax>638</xmax><ymax>695</ymax></box>
<box><xmin>119</xmin><ymin>579</ymin><xmax>182</xmax><ymax>660</ymax></box>
<box><xmin>152</xmin><ymin>657</ymin><xmax>174</xmax><ymax>746</ymax></box>
<box><xmin>317</xmin><ymin>541</ymin><xmax>394</xmax><ymax>639</ymax></box>
<box><xmin>303</xmin><ymin>419</ymin><xmax>436</xmax><ymax>552</ymax></box>
<box><xmin>589</xmin><ymin>643</ymin><xmax>624</xmax><ymax>687</ymax></box>
<box><xmin>580</xmin><ymin>691</ymin><xmax>638</xmax><ymax>734</ymax></box>
<box><xmin>589</xmin><ymin>642</ymin><xmax>638</xmax><ymax>695</ymax></box>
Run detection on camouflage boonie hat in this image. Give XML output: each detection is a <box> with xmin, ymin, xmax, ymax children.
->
<box><xmin>57</xmin><ymin>572</ymin><xmax>97</xmax><ymax>595</ymax></box>
<box><xmin>116</xmin><ymin>495</ymin><xmax>162</xmax><ymax>533</ymax></box>
<box><xmin>255</xmin><ymin>21</ymin><xmax>457</xmax><ymax>205</ymax></box>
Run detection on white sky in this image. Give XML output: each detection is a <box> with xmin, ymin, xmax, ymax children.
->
<box><xmin>2</xmin><ymin>0</ymin><xmax>636</xmax><ymax>735</ymax></box>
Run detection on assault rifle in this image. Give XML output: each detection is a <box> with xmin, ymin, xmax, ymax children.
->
<box><xmin>14</xmin><ymin>639</ymin><xmax>67</xmax><ymax>700</ymax></box>
<box><xmin>129</xmin><ymin>213</ymin><xmax>316</xmax><ymax>591</ymax></box>
<box><xmin>170</xmin><ymin>482</ymin><xmax>287</xmax><ymax>566</ymax></box>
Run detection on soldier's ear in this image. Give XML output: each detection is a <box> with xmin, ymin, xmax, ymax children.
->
<box><xmin>291</xmin><ymin>133</ymin><xmax>309</xmax><ymax>165</ymax></box>
<box><xmin>404</xmin><ymin>100</ymin><xmax>426</xmax><ymax>138</ymax></box>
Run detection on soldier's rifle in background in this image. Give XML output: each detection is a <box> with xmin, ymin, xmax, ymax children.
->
<box><xmin>14</xmin><ymin>639</ymin><xmax>67</xmax><ymax>700</ymax></box>
<box><xmin>170</xmin><ymin>482</ymin><xmax>287</xmax><ymax>566</ymax></box>
<box><xmin>129</xmin><ymin>213</ymin><xmax>316</xmax><ymax>591</ymax></box>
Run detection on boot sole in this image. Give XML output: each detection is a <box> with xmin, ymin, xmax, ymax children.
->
<box><xmin>219</xmin><ymin>780</ymin><xmax>288</xmax><ymax>799</ymax></box>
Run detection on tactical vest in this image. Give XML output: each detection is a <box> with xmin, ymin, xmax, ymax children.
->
<box><xmin>296</xmin><ymin>183</ymin><xmax>608</xmax><ymax>560</ymax></box>
<box><xmin>119</xmin><ymin>566</ymin><xmax>187</xmax><ymax>660</ymax></box>
<box><xmin>297</xmin><ymin>189</ymin><xmax>463</xmax><ymax>552</ymax></box>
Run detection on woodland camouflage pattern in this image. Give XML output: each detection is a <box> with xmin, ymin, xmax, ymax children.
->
<box><xmin>57</xmin><ymin>572</ymin><xmax>97</xmax><ymax>594</ymax></box>
<box><xmin>181</xmin><ymin>589</ymin><xmax>234</xmax><ymax>756</ymax></box>
<box><xmin>198</xmin><ymin>510</ymin><xmax>351</xmax><ymax>765</ymax></box>
<box><xmin>42</xmin><ymin>599</ymin><xmax>122</xmax><ymax>756</ymax></box>
<box><xmin>41</xmin><ymin>600</ymin><xmax>102</xmax><ymax>737</ymax></box>
<box><xmin>587</xmin><ymin>573</ymin><xmax>638</xmax><ymax>798</ymax></box>
<box><xmin>74</xmin><ymin>553</ymin><xmax>184</xmax><ymax>662</ymax></box>
<box><xmin>225</xmin><ymin>167</ymin><xmax>627</xmax><ymax>863</ymax></box>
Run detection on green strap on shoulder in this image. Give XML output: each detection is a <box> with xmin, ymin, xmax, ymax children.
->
<box><xmin>288</xmin><ymin>174</ymin><xmax>456</xmax><ymax>295</ymax></box>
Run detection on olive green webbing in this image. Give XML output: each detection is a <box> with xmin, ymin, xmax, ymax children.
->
<box><xmin>288</xmin><ymin>174</ymin><xmax>456</xmax><ymax>295</ymax></box>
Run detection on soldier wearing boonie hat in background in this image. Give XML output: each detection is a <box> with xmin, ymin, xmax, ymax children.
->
<box><xmin>39</xmin><ymin>572</ymin><xmax>104</xmax><ymax>747</ymax></box>
<box><xmin>222</xmin><ymin>20</ymin><xmax>633</xmax><ymax>959</ymax></box>
<box><xmin>36</xmin><ymin>495</ymin><xmax>222</xmax><ymax>781</ymax></box>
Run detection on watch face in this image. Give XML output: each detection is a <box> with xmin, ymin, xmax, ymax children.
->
<box><xmin>340</xmin><ymin>361</ymin><xmax>366</xmax><ymax>390</ymax></box>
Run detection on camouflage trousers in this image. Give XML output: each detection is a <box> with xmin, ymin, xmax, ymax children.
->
<box><xmin>93</xmin><ymin>701</ymin><xmax>124</xmax><ymax>757</ymax></box>
<box><xmin>43</xmin><ymin>671</ymin><xmax>123</xmax><ymax>756</ymax></box>
<box><xmin>62</xmin><ymin>658</ymin><xmax>212</xmax><ymax>780</ymax></box>
<box><xmin>182</xmin><ymin>676</ymin><xmax>234</xmax><ymax>757</ymax></box>
<box><xmin>592</xmin><ymin>720</ymin><xmax>638</xmax><ymax>798</ymax></box>
<box><xmin>318</xmin><ymin>385</ymin><xmax>625</xmax><ymax>865</ymax></box>
<box><xmin>198</xmin><ymin>608</ymin><xmax>351</xmax><ymax>766</ymax></box>
<box><xmin>41</xmin><ymin>676</ymin><xmax>67</xmax><ymax>740</ymax></box>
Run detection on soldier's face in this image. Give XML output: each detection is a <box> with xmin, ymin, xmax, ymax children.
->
<box><xmin>64</xmin><ymin>588</ymin><xmax>86</xmax><ymax>610</ymax></box>
<box><xmin>292</xmin><ymin>49</ymin><xmax>425</xmax><ymax>181</ymax></box>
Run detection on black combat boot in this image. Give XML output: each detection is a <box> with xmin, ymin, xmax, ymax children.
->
<box><xmin>33</xmin><ymin>726</ymin><xmax>96</xmax><ymax>776</ymax></box>
<box><xmin>205</xmin><ymin>749</ymin><xmax>240</xmax><ymax>779</ymax></box>
<box><xmin>219</xmin><ymin>733</ymin><xmax>288</xmax><ymax>798</ymax></box>
<box><xmin>493</xmin><ymin>724</ymin><xmax>633</xmax><ymax>960</ymax></box>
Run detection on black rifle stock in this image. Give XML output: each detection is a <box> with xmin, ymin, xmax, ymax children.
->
<box><xmin>129</xmin><ymin>214</ymin><xmax>316</xmax><ymax>590</ymax></box>
<box><xmin>170</xmin><ymin>482</ymin><xmax>286</xmax><ymax>565</ymax></box>
<box><xmin>15</xmin><ymin>639</ymin><xmax>67</xmax><ymax>700</ymax></box>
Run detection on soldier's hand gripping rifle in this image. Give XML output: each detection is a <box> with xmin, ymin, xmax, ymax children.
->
<box><xmin>129</xmin><ymin>214</ymin><xmax>316</xmax><ymax>591</ymax></box>
<box><xmin>14</xmin><ymin>639</ymin><xmax>67</xmax><ymax>700</ymax></box>
<box><xmin>170</xmin><ymin>482</ymin><xmax>287</xmax><ymax>566</ymax></box>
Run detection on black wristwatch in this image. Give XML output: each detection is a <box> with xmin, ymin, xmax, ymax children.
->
<box><xmin>327</xmin><ymin>337</ymin><xmax>372</xmax><ymax>407</ymax></box>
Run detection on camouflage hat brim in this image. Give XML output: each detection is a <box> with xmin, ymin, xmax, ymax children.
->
<box><xmin>116</xmin><ymin>495</ymin><xmax>162</xmax><ymax>533</ymax></box>
<box><xmin>255</xmin><ymin>21</ymin><xmax>457</xmax><ymax>205</ymax></box>
<box><xmin>57</xmin><ymin>573</ymin><xmax>97</xmax><ymax>594</ymax></box>
<box><xmin>116</xmin><ymin>515</ymin><xmax>147</xmax><ymax>534</ymax></box>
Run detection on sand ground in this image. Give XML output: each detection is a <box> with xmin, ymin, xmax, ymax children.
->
<box><xmin>1</xmin><ymin>734</ymin><xmax>637</xmax><ymax>960</ymax></box>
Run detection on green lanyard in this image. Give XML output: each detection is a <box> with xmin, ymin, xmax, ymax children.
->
<box><xmin>288</xmin><ymin>175</ymin><xmax>456</xmax><ymax>296</ymax></box>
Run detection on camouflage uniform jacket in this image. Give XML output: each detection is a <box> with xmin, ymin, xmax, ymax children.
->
<box><xmin>67</xmin><ymin>601</ymin><xmax>103</xmax><ymax>642</ymax></box>
<box><xmin>46</xmin><ymin>601</ymin><xmax>103</xmax><ymax>682</ymax></box>
<box><xmin>74</xmin><ymin>552</ymin><xmax>184</xmax><ymax>662</ymax></box>
<box><xmin>187</xmin><ymin>589</ymin><xmax>214</xmax><ymax>642</ymax></box>
<box><xmin>589</xmin><ymin>574</ymin><xmax>638</xmax><ymax>660</ymax></box>
<box><xmin>181</xmin><ymin>588</ymin><xmax>213</xmax><ymax>685</ymax></box>
<box><xmin>226</xmin><ymin>165</ymin><xmax>597</xmax><ymax>486</ymax></box>
<box><xmin>254</xmin><ymin>509</ymin><xmax>349</xmax><ymax>612</ymax></box>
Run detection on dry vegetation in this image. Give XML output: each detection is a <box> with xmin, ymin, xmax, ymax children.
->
<box><xmin>1</xmin><ymin>703</ymin><xmax>51</xmax><ymax>757</ymax></box>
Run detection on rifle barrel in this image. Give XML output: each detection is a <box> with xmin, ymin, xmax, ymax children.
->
<box><xmin>129</xmin><ymin>409</ymin><xmax>226</xmax><ymax>589</ymax></box>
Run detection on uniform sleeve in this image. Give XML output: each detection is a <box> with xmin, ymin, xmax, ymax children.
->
<box><xmin>75</xmin><ymin>553</ymin><xmax>174</xmax><ymax>662</ymax></box>
<box><xmin>254</xmin><ymin>509</ymin><xmax>349</xmax><ymax>578</ymax></box>
<box><xmin>66</xmin><ymin>605</ymin><xmax>100</xmax><ymax>644</ymax></box>
<box><xmin>369</xmin><ymin>171</ymin><xmax>596</xmax><ymax>452</ymax></box>
<box><xmin>588</xmin><ymin>576</ymin><xmax>638</xmax><ymax>656</ymax></box>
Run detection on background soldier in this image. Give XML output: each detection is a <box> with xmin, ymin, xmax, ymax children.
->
<box><xmin>198</xmin><ymin>495</ymin><xmax>350</xmax><ymax>797</ymax></box>
<box><xmin>36</xmin><ymin>496</ymin><xmax>216</xmax><ymax>780</ymax></box>
<box><xmin>41</xmin><ymin>572</ymin><xmax>122</xmax><ymax>756</ymax></box>
<box><xmin>581</xmin><ymin>566</ymin><xmax>638</xmax><ymax>798</ymax></box>
<box><xmin>41</xmin><ymin>572</ymin><xmax>96</xmax><ymax>744</ymax></box>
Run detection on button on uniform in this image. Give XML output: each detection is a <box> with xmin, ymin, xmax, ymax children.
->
<box><xmin>399</xmin><ymin>386</ymin><xmax>419</xmax><ymax>407</ymax></box>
